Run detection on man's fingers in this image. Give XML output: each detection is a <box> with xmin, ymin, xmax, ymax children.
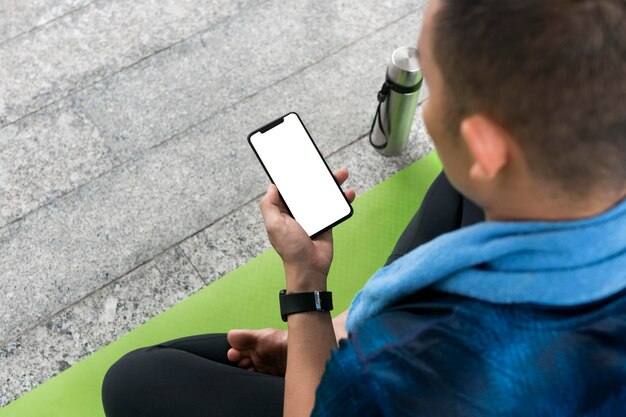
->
<box><xmin>261</xmin><ymin>184</ymin><xmax>288</xmax><ymax>213</ymax></box>
<box><xmin>259</xmin><ymin>184</ymin><xmax>287</xmax><ymax>228</ymax></box>
<box><xmin>238</xmin><ymin>357</ymin><xmax>253</xmax><ymax>368</ymax></box>
<box><xmin>227</xmin><ymin>348</ymin><xmax>243</xmax><ymax>362</ymax></box>
<box><xmin>227</xmin><ymin>329</ymin><xmax>258</xmax><ymax>351</ymax></box>
<box><xmin>333</xmin><ymin>168</ymin><xmax>349</xmax><ymax>186</ymax></box>
<box><xmin>344</xmin><ymin>188</ymin><xmax>356</xmax><ymax>203</ymax></box>
<box><xmin>332</xmin><ymin>168</ymin><xmax>357</xmax><ymax>203</ymax></box>
<box><xmin>260</xmin><ymin>184</ymin><xmax>280</xmax><ymax>207</ymax></box>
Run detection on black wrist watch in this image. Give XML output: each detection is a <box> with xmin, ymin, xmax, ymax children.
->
<box><xmin>279</xmin><ymin>289</ymin><xmax>333</xmax><ymax>322</ymax></box>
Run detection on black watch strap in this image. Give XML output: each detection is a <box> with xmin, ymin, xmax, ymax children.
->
<box><xmin>279</xmin><ymin>289</ymin><xmax>333</xmax><ymax>322</ymax></box>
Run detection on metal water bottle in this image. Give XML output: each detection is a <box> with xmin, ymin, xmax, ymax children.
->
<box><xmin>369</xmin><ymin>46</ymin><xmax>422</xmax><ymax>156</ymax></box>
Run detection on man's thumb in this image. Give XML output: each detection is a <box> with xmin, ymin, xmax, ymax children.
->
<box><xmin>227</xmin><ymin>329</ymin><xmax>258</xmax><ymax>350</ymax></box>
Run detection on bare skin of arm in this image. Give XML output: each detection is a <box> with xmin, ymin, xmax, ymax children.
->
<box><xmin>282</xmin><ymin>270</ymin><xmax>336</xmax><ymax>417</ymax></box>
<box><xmin>332</xmin><ymin>308</ymin><xmax>349</xmax><ymax>342</ymax></box>
<box><xmin>228</xmin><ymin>168</ymin><xmax>355</xmax><ymax>417</ymax></box>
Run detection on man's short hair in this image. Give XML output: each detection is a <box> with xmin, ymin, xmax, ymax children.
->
<box><xmin>432</xmin><ymin>0</ymin><xmax>626</xmax><ymax>196</ymax></box>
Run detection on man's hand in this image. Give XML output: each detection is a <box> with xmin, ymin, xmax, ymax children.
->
<box><xmin>259</xmin><ymin>168</ymin><xmax>356</xmax><ymax>291</ymax></box>
<box><xmin>226</xmin><ymin>309</ymin><xmax>350</xmax><ymax>376</ymax></box>
<box><xmin>227</xmin><ymin>328</ymin><xmax>288</xmax><ymax>376</ymax></box>
<box><xmin>259</xmin><ymin>167</ymin><xmax>355</xmax><ymax>417</ymax></box>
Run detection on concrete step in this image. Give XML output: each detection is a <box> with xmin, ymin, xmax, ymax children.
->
<box><xmin>0</xmin><ymin>0</ymin><xmax>92</xmax><ymax>44</ymax></box>
<box><xmin>0</xmin><ymin>0</ymin><xmax>432</xmax><ymax>407</ymax></box>
<box><xmin>0</xmin><ymin>4</ymin><xmax>427</xmax><ymax>347</ymax></box>
<box><xmin>0</xmin><ymin>109</ymin><xmax>432</xmax><ymax>407</ymax></box>
<box><xmin>0</xmin><ymin>0</ymin><xmax>423</xmax><ymax>228</ymax></box>
<box><xmin>0</xmin><ymin>0</ymin><xmax>260</xmax><ymax>127</ymax></box>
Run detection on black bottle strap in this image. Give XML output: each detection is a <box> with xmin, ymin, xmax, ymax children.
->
<box><xmin>369</xmin><ymin>77</ymin><xmax>423</xmax><ymax>150</ymax></box>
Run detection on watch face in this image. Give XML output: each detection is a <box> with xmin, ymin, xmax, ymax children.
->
<box><xmin>314</xmin><ymin>291</ymin><xmax>322</xmax><ymax>311</ymax></box>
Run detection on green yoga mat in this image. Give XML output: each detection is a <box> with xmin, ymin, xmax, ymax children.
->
<box><xmin>0</xmin><ymin>152</ymin><xmax>441</xmax><ymax>417</ymax></box>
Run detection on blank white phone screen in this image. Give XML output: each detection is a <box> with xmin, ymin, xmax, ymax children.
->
<box><xmin>250</xmin><ymin>113</ymin><xmax>351</xmax><ymax>236</ymax></box>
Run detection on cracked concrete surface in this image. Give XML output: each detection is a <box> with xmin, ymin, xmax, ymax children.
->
<box><xmin>0</xmin><ymin>0</ymin><xmax>432</xmax><ymax>406</ymax></box>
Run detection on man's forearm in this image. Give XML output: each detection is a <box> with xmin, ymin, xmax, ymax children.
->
<box><xmin>283</xmin><ymin>271</ymin><xmax>338</xmax><ymax>417</ymax></box>
<box><xmin>284</xmin><ymin>310</ymin><xmax>337</xmax><ymax>417</ymax></box>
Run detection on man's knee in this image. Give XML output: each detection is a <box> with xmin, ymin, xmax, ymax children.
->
<box><xmin>101</xmin><ymin>347</ymin><xmax>157</xmax><ymax>417</ymax></box>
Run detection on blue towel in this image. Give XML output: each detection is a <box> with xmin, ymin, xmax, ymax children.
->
<box><xmin>346</xmin><ymin>196</ymin><xmax>626</xmax><ymax>332</ymax></box>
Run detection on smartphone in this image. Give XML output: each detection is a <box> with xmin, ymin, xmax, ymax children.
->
<box><xmin>248</xmin><ymin>112</ymin><xmax>353</xmax><ymax>238</ymax></box>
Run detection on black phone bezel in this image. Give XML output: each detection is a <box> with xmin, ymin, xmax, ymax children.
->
<box><xmin>247</xmin><ymin>111</ymin><xmax>354</xmax><ymax>238</ymax></box>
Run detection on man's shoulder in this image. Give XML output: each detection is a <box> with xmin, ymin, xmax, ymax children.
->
<box><xmin>347</xmin><ymin>289</ymin><xmax>467</xmax><ymax>360</ymax></box>
<box><xmin>342</xmin><ymin>288</ymin><xmax>626</xmax><ymax>416</ymax></box>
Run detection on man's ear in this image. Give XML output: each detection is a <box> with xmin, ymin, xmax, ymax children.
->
<box><xmin>460</xmin><ymin>115</ymin><xmax>508</xmax><ymax>181</ymax></box>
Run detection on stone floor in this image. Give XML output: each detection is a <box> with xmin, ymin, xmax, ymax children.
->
<box><xmin>0</xmin><ymin>0</ymin><xmax>433</xmax><ymax>407</ymax></box>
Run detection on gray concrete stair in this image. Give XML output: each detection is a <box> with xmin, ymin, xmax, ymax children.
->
<box><xmin>0</xmin><ymin>0</ymin><xmax>431</xmax><ymax>406</ymax></box>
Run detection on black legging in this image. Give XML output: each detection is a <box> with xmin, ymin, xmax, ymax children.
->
<box><xmin>101</xmin><ymin>171</ymin><xmax>484</xmax><ymax>417</ymax></box>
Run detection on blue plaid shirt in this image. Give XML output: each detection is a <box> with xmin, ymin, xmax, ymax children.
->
<box><xmin>311</xmin><ymin>289</ymin><xmax>626</xmax><ymax>416</ymax></box>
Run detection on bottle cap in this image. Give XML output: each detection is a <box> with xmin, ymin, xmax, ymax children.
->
<box><xmin>388</xmin><ymin>46</ymin><xmax>421</xmax><ymax>88</ymax></box>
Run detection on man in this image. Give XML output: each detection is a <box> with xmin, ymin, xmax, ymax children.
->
<box><xmin>103</xmin><ymin>1</ymin><xmax>626</xmax><ymax>416</ymax></box>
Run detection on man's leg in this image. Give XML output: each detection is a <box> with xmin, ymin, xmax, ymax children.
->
<box><xmin>102</xmin><ymin>334</ymin><xmax>284</xmax><ymax>417</ymax></box>
<box><xmin>102</xmin><ymin>172</ymin><xmax>481</xmax><ymax>417</ymax></box>
<box><xmin>385</xmin><ymin>171</ymin><xmax>484</xmax><ymax>266</ymax></box>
